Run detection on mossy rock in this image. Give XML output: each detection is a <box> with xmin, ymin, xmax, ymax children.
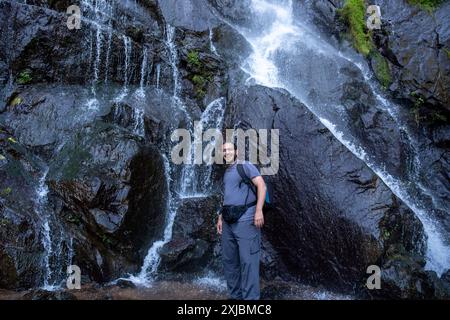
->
<box><xmin>17</xmin><ymin>70</ymin><xmax>32</xmax><ymax>85</ymax></box>
<box><xmin>338</xmin><ymin>0</ymin><xmax>373</xmax><ymax>56</ymax></box>
<box><xmin>370</xmin><ymin>52</ymin><xmax>392</xmax><ymax>89</ymax></box>
<box><xmin>406</xmin><ymin>0</ymin><xmax>445</xmax><ymax>12</ymax></box>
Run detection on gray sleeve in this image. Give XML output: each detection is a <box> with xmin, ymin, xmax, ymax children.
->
<box><xmin>243</xmin><ymin>161</ymin><xmax>261</xmax><ymax>179</ymax></box>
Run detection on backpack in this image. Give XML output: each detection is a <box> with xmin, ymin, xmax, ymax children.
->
<box><xmin>236</xmin><ymin>163</ymin><xmax>275</xmax><ymax>209</ymax></box>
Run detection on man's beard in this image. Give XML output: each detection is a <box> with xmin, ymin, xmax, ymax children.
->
<box><xmin>224</xmin><ymin>154</ymin><xmax>237</xmax><ymax>167</ymax></box>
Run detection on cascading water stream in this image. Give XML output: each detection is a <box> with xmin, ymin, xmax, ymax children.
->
<box><xmin>124</xmin><ymin>96</ymin><xmax>226</xmax><ymax>286</ymax></box>
<box><xmin>35</xmin><ymin>167</ymin><xmax>72</xmax><ymax>291</ymax></box>
<box><xmin>210</xmin><ymin>0</ymin><xmax>449</xmax><ymax>274</ymax></box>
<box><xmin>119</xmin><ymin>24</ymin><xmax>227</xmax><ymax>285</ymax></box>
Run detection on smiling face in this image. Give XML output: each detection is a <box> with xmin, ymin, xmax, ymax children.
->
<box><xmin>222</xmin><ymin>142</ymin><xmax>237</xmax><ymax>164</ymax></box>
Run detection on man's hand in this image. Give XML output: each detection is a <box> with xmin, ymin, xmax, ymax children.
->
<box><xmin>254</xmin><ymin>208</ymin><xmax>264</xmax><ymax>228</ymax></box>
<box><xmin>216</xmin><ymin>214</ymin><xmax>222</xmax><ymax>235</ymax></box>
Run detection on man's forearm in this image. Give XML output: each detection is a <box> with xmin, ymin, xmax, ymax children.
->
<box><xmin>256</xmin><ymin>182</ymin><xmax>266</xmax><ymax>211</ymax></box>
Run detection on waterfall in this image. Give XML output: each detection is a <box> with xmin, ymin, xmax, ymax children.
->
<box><xmin>132</xmin><ymin>105</ymin><xmax>145</xmax><ymax>137</ymax></box>
<box><xmin>114</xmin><ymin>35</ymin><xmax>132</xmax><ymax>103</ymax></box>
<box><xmin>125</xmin><ymin>154</ymin><xmax>177</xmax><ymax>286</ymax></box>
<box><xmin>93</xmin><ymin>28</ymin><xmax>102</xmax><ymax>84</ymax></box>
<box><xmin>156</xmin><ymin>64</ymin><xmax>161</xmax><ymax>90</ymax></box>
<box><xmin>117</xmin><ymin>26</ymin><xmax>226</xmax><ymax>286</ymax></box>
<box><xmin>138</xmin><ymin>46</ymin><xmax>149</xmax><ymax>95</ymax></box>
<box><xmin>195</xmin><ymin>97</ymin><xmax>226</xmax><ymax>191</ymax></box>
<box><xmin>35</xmin><ymin>168</ymin><xmax>71</xmax><ymax>290</ymax></box>
<box><xmin>165</xmin><ymin>24</ymin><xmax>198</xmax><ymax>197</ymax></box>
<box><xmin>81</xmin><ymin>0</ymin><xmax>115</xmax><ymax>109</ymax></box>
<box><xmin>123</xmin><ymin>35</ymin><xmax>132</xmax><ymax>87</ymax></box>
<box><xmin>213</xmin><ymin>0</ymin><xmax>449</xmax><ymax>274</ymax></box>
<box><xmin>131</xmin><ymin>45</ymin><xmax>149</xmax><ymax>137</ymax></box>
<box><xmin>209</xmin><ymin>27</ymin><xmax>219</xmax><ymax>56</ymax></box>
<box><xmin>104</xmin><ymin>19</ymin><xmax>113</xmax><ymax>84</ymax></box>
<box><xmin>122</xmin><ymin>95</ymin><xmax>226</xmax><ymax>286</ymax></box>
<box><xmin>82</xmin><ymin>0</ymin><xmax>115</xmax><ymax>86</ymax></box>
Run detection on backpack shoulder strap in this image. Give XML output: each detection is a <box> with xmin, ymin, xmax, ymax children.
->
<box><xmin>237</xmin><ymin>163</ymin><xmax>256</xmax><ymax>196</ymax></box>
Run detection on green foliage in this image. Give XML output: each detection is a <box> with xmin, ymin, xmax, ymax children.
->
<box><xmin>371</xmin><ymin>52</ymin><xmax>392</xmax><ymax>89</ymax></box>
<box><xmin>410</xmin><ymin>92</ymin><xmax>425</xmax><ymax>126</ymax></box>
<box><xmin>444</xmin><ymin>47</ymin><xmax>450</xmax><ymax>59</ymax></box>
<box><xmin>381</xmin><ymin>230</ymin><xmax>391</xmax><ymax>241</ymax></box>
<box><xmin>17</xmin><ymin>70</ymin><xmax>32</xmax><ymax>85</ymax></box>
<box><xmin>67</xmin><ymin>214</ymin><xmax>82</xmax><ymax>225</ymax></box>
<box><xmin>407</xmin><ymin>0</ymin><xmax>444</xmax><ymax>12</ymax></box>
<box><xmin>0</xmin><ymin>154</ymin><xmax>6</xmax><ymax>161</ymax></box>
<box><xmin>187</xmin><ymin>50</ymin><xmax>201</xmax><ymax>68</ymax></box>
<box><xmin>187</xmin><ymin>50</ymin><xmax>215</xmax><ymax>99</ymax></box>
<box><xmin>0</xmin><ymin>218</ymin><xmax>10</xmax><ymax>227</ymax></box>
<box><xmin>1</xmin><ymin>187</ymin><xmax>12</xmax><ymax>196</ymax></box>
<box><xmin>100</xmin><ymin>234</ymin><xmax>113</xmax><ymax>246</ymax></box>
<box><xmin>338</xmin><ymin>0</ymin><xmax>372</xmax><ymax>56</ymax></box>
<box><xmin>7</xmin><ymin>137</ymin><xmax>17</xmax><ymax>144</ymax></box>
<box><xmin>430</xmin><ymin>111</ymin><xmax>447</xmax><ymax>123</ymax></box>
<box><xmin>192</xmin><ymin>75</ymin><xmax>206</xmax><ymax>87</ymax></box>
<box><xmin>192</xmin><ymin>75</ymin><xmax>207</xmax><ymax>98</ymax></box>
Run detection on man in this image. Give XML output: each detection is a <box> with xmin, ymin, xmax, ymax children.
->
<box><xmin>217</xmin><ymin>142</ymin><xmax>267</xmax><ymax>300</ymax></box>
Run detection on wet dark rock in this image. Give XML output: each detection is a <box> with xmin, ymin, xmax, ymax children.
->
<box><xmin>207</xmin><ymin>0</ymin><xmax>255</xmax><ymax>29</ymax></box>
<box><xmin>0</xmin><ymin>128</ymin><xmax>46</xmax><ymax>289</ymax></box>
<box><xmin>374</xmin><ymin>0</ymin><xmax>450</xmax><ymax>110</ymax></box>
<box><xmin>224</xmin><ymin>84</ymin><xmax>427</xmax><ymax>295</ymax></box>
<box><xmin>1</xmin><ymin>0</ymin><xmax>447</xmax><ymax>301</ymax></box>
<box><xmin>159</xmin><ymin>0</ymin><xmax>220</xmax><ymax>31</ymax></box>
<box><xmin>305</xmin><ymin>0</ymin><xmax>450</xmax><ymax>111</ymax></box>
<box><xmin>159</xmin><ymin>195</ymin><xmax>221</xmax><ymax>273</ymax></box>
<box><xmin>370</xmin><ymin>252</ymin><xmax>450</xmax><ymax>299</ymax></box>
<box><xmin>211</xmin><ymin>23</ymin><xmax>253</xmax><ymax>67</ymax></box>
<box><xmin>0</xmin><ymin>0</ymin><xmax>167</xmax><ymax>88</ymax></box>
<box><xmin>23</xmin><ymin>289</ymin><xmax>77</xmax><ymax>300</ymax></box>
<box><xmin>116</xmin><ymin>279</ymin><xmax>137</xmax><ymax>289</ymax></box>
<box><xmin>46</xmin><ymin>121</ymin><xmax>168</xmax><ymax>282</ymax></box>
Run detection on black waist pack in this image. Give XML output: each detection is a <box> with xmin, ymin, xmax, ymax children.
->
<box><xmin>221</xmin><ymin>201</ymin><xmax>257</xmax><ymax>224</ymax></box>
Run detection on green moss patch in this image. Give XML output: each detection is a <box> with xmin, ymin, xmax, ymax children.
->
<box><xmin>17</xmin><ymin>70</ymin><xmax>32</xmax><ymax>85</ymax></box>
<box><xmin>371</xmin><ymin>52</ymin><xmax>392</xmax><ymax>89</ymax></box>
<box><xmin>407</xmin><ymin>0</ymin><xmax>444</xmax><ymax>12</ymax></box>
<box><xmin>338</xmin><ymin>0</ymin><xmax>372</xmax><ymax>56</ymax></box>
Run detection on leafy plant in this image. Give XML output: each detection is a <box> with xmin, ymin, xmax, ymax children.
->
<box><xmin>410</xmin><ymin>93</ymin><xmax>425</xmax><ymax>126</ymax></box>
<box><xmin>444</xmin><ymin>47</ymin><xmax>450</xmax><ymax>59</ymax></box>
<box><xmin>407</xmin><ymin>0</ymin><xmax>444</xmax><ymax>12</ymax></box>
<box><xmin>67</xmin><ymin>215</ymin><xmax>82</xmax><ymax>225</ymax></box>
<box><xmin>17</xmin><ymin>70</ymin><xmax>32</xmax><ymax>85</ymax></box>
<box><xmin>0</xmin><ymin>218</ymin><xmax>10</xmax><ymax>227</ymax></box>
<box><xmin>100</xmin><ymin>234</ymin><xmax>113</xmax><ymax>246</ymax></box>
<box><xmin>187</xmin><ymin>50</ymin><xmax>201</xmax><ymax>68</ymax></box>
<box><xmin>192</xmin><ymin>75</ymin><xmax>206</xmax><ymax>87</ymax></box>
<box><xmin>7</xmin><ymin>137</ymin><xmax>17</xmax><ymax>144</ymax></box>
<box><xmin>1</xmin><ymin>187</ymin><xmax>12</xmax><ymax>196</ymax></box>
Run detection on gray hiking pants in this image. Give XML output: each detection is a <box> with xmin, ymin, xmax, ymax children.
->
<box><xmin>221</xmin><ymin>219</ymin><xmax>261</xmax><ymax>300</ymax></box>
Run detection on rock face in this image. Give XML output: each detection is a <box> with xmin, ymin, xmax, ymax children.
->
<box><xmin>0</xmin><ymin>84</ymin><xmax>172</xmax><ymax>285</ymax></box>
<box><xmin>0</xmin><ymin>127</ymin><xmax>45</xmax><ymax>289</ymax></box>
<box><xmin>373</xmin><ymin>0</ymin><xmax>450</xmax><ymax>111</ymax></box>
<box><xmin>0</xmin><ymin>0</ymin><xmax>228</xmax><ymax>288</ymax></box>
<box><xmin>298</xmin><ymin>0</ymin><xmax>450</xmax><ymax>113</ymax></box>
<box><xmin>159</xmin><ymin>196</ymin><xmax>221</xmax><ymax>273</ymax></box>
<box><xmin>223</xmin><ymin>83</ymin><xmax>447</xmax><ymax>296</ymax></box>
<box><xmin>0</xmin><ymin>0</ymin><xmax>448</xmax><ymax>300</ymax></box>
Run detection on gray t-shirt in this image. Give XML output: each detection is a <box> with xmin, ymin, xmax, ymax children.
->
<box><xmin>223</xmin><ymin>160</ymin><xmax>261</xmax><ymax>222</ymax></box>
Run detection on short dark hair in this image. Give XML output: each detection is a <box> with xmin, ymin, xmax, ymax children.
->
<box><xmin>223</xmin><ymin>141</ymin><xmax>237</xmax><ymax>150</ymax></box>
